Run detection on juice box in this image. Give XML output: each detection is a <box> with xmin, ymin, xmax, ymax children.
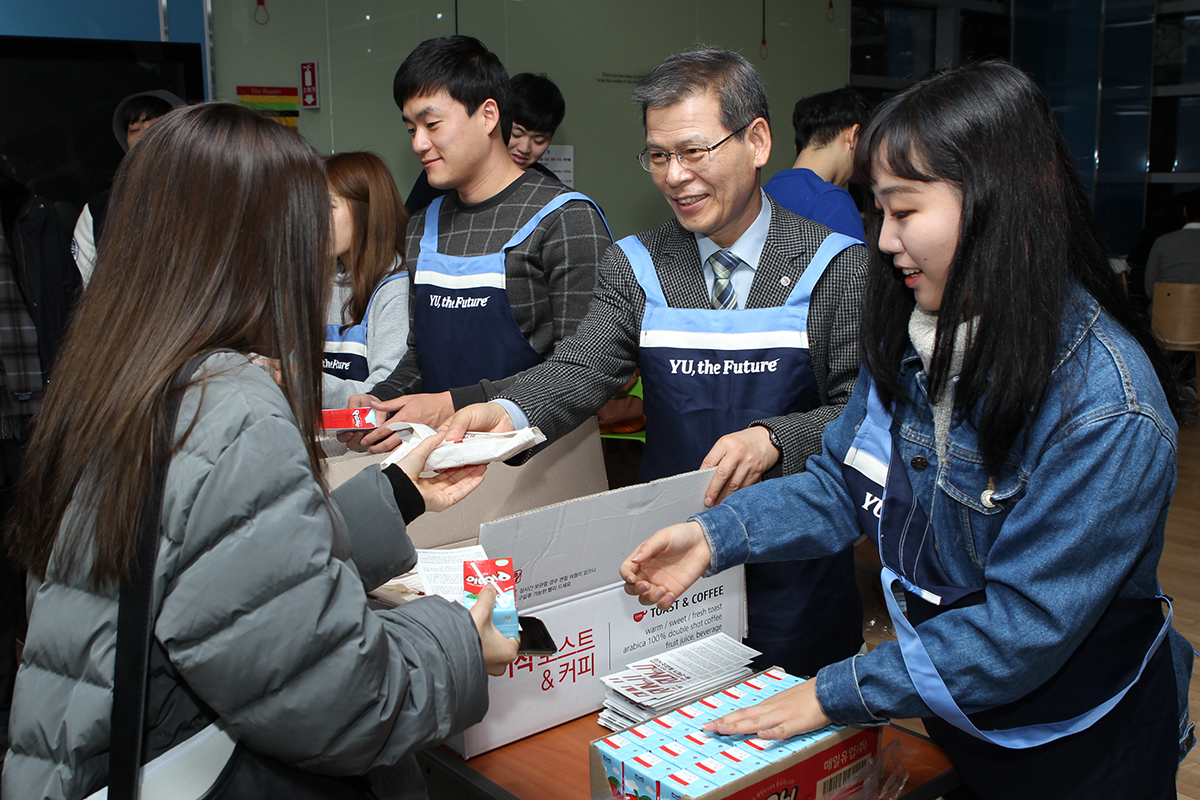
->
<box><xmin>665</xmin><ymin>703</ymin><xmax>717</xmax><ymax>726</ymax></box>
<box><xmin>623</xmin><ymin>723</ymin><xmax>672</xmax><ymax>750</ymax></box>
<box><xmin>658</xmin><ymin>769</ymin><xmax>719</xmax><ymax>800</ymax></box>
<box><xmin>627</xmin><ymin>751</ymin><xmax>677</xmax><ymax>799</ymax></box>
<box><xmin>675</xmin><ymin>729</ymin><xmax>727</xmax><ymax>757</ymax></box>
<box><xmin>595</xmin><ymin>734</ymin><xmax>636</xmax><ymax>799</ymax></box>
<box><xmin>646</xmin><ymin>714</ymin><xmax>689</xmax><ymax>740</ymax></box>
<box><xmin>653</xmin><ymin>740</ymin><xmax>695</xmax><ymax>765</ymax></box>
<box><xmin>710</xmin><ymin>743</ymin><xmax>769</xmax><ymax>774</ymax></box>
<box><xmin>693</xmin><ymin>694</ymin><xmax>736</xmax><ymax>718</ymax></box>
<box><xmin>758</xmin><ymin>667</ymin><xmax>804</xmax><ymax>690</ymax></box>
<box><xmin>463</xmin><ymin>558</ymin><xmax>518</xmax><ymax>639</ymax></box>
<box><xmin>682</xmin><ymin>756</ymin><xmax>742</xmax><ymax>787</ymax></box>
<box><xmin>728</xmin><ymin>675</ymin><xmax>789</xmax><ymax>706</ymax></box>
<box><xmin>710</xmin><ymin>685</ymin><xmax>758</xmax><ymax>707</ymax></box>
<box><xmin>738</xmin><ymin>736</ymin><xmax>796</xmax><ymax>763</ymax></box>
<box><xmin>320</xmin><ymin>407</ymin><xmax>377</xmax><ymax>431</ymax></box>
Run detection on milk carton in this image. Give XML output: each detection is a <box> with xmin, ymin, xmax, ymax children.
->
<box><xmin>463</xmin><ymin>558</ymin><xmax>518</xmax><ymax>639</ymax></box>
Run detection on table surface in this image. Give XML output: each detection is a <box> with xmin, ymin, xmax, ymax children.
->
<box><xmin>432</xmin><ymin>713</ymin><xmax>958</xmax><ymax>800</ymax></box>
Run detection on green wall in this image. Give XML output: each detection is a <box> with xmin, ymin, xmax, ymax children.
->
<box><xmin>211</xmin><ymin>0</ymin><xmax>851</xmax><ymax>240</ymax></box>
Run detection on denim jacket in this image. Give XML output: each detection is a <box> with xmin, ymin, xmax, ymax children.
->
<box><xmin>696</xmin><ymin>289</ymin><xmax>1194</xmax><ymax>755</ymax></box>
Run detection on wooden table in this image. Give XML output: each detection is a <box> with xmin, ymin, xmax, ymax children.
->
<box><xmin>418</xmin><ymin>714</ymin><xmax>959</xmax><ymax>800</ymax></box>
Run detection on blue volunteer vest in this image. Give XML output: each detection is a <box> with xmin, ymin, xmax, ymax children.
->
<box><xmin>628</xmin><ymin>231</ymin><xmax>859</xmax><ymax>482</ymax></box>
<box><xmin>323</xmin><ymin>272</ymin><xmax>407</xmax><ymax>381</ymax></box>
<box><xmin>627</xmin><ymin>230</ymin><xmax>864</xmax><ymax>677</ymax></box>
<box><xmin>412</xmin><ymin>192</ymin><xmax>607</xmax><ymax>393</ymax></box>
<box><xmin>841</xmin><ymin>376</ymin><xmax>1173</xmax><ymax>749</ymax></box>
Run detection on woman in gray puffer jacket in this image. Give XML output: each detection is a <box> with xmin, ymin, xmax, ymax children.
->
<box><xmin>2</xmin><ymin>102</ymin><xmax>518</xmax><ymax>800</ymax></box>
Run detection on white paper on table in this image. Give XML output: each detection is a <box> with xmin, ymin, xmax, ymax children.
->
<box><xmin>378</xmin><ymin>422</ymin><xmax>546</xmax><ymax>472</ymax></box>
<box><xmin>399</xmin><ymin>545</ymin><xmax>489</xmax><ymax>602</ymax></box>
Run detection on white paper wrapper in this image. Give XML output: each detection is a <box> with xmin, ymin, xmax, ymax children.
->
<box><xmin>378</xmin><ymin>421</ymin><xmax>547</xmax><ymax>472</ymax></box>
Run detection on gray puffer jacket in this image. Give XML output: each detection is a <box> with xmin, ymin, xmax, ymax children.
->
<box><xmin>3</xmin><ymin>353</ymin><xmax>488</xmax><ymax>800</ymax></box>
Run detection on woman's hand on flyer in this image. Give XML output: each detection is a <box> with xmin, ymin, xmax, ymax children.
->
<box><xmin>619</xmin><ymin>522</ymin><xmax>711</xmax><ymax>610</ymax></box>
<box><xmin>468</xmin><ymin>584</ymin><xmax>520</xmax><ymax>676</ymax></box>
<box><xmin>702</xmin><ymin>681</ymin><xmax>832</xmax><ymax>740</ymax></box>
<box><xmin>394</xmin><ymin>431</ymin><xmax>486</xmax><ymax>513</ymax></box>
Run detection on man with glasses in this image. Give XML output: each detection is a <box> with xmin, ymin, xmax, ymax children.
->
<box><xmin>444</xmin><ymin>48</ymin><xmax>868</xmax><ymax>677</ymax></box>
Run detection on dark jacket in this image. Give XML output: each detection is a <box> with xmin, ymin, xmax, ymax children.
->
<box><xmin>0</xmin><ymin>176</ymin><xmax>82</xmax><ymax>380</ymax></box>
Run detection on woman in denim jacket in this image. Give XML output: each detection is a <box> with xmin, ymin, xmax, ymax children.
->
<box><xmin>620</xmin><ymin>62</ymin><xmax>1194</xmax><ymax>799</ymax></box>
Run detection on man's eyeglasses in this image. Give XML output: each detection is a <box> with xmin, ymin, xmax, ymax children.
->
<box><xmin>637</xmin><ymin>124</ymin><xmax>750</xmax><ymax>173</ymax></box>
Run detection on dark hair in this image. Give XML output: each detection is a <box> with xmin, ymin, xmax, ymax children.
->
<box><xmin>793</xmin><ymin>87</ymin><xmax>869</xmax><ymax>153</ymax></box>
<box><xmin>119</xmin><ymin>94</ymin><xmax>176</xmax><ymax>132</ymax></box>
<box><xmin>632</xmin><ymin>47</ymin><xmax>769</xmax><ymax>138</ymax></box>
<box><xmin>325</xmin><ymin>152</ymin><xmax>409</xmax><ymax>328</ymax></box>
<box><xmin>6</xmin><ymin>103</ymin><xmax>333</xmax><ymax>587</ymax></box>
<box><xmin>510</xmin><ymin>73</ymin><xmax>566</xmax><ymax>134</ymax></box>
<box><xmin>855</xmin><ymin>61</ymin><xmax>1183</xmax><ymax>469</ymax></box>
<box><xmin>1184</xmin><ymin>189</ymin><xmax>1200</xmax><ymax>222</ymax></box>
<box><xmin>393</xmin><ymin>35</ymin><xmax>512</xmax><ymax>143</ymax></box>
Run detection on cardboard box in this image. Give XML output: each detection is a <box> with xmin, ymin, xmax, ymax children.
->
<box><xmin>326</xmin><ymin>418</ymin><xmax>609</xmax><ymax>552</ymax></box>
<box><xmin>589</xmin><ymin>677</ymin><xmax>881</xmax><ymax>800</ymax></box>
<box><xmin>326</xmin><ymin>421</ymin><xmax>746</xmax><ymax>760</ymax></box>
<box><xmin>445</xmin><ymin>469</ymin><xmax>746</xmax><ymax>758</ymax></box>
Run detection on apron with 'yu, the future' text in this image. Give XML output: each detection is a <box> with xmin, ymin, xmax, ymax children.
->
<box><xmin>323</xmin><ymin>272</ymin><xmax>406</xmax><ymax>381</ymax></box>
<box><xmin>412</xmin><ymin>192</ymin><xmax>606</xmax><ymax>393</ymax></box>
<box><xmin>841</xmin><ymin>377</ymin><xmax>1180</xmax><ymax>797</ymax></box>
<box><xmin>627</xmin><ymin>231</ymin><xmax>864</xmax><ymax>678</ymax></box>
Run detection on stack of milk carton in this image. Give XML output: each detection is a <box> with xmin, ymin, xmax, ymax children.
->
<box><xmin>595</xmin><ymin>670</ymin><xmax>846</xmax><ymax>800</ymax></box>
<box><xmin>598</xmin><ymin>634</ymin><xmax>758</xmax><ymax>731</ymax></box>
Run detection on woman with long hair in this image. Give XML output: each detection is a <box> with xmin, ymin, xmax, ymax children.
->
<box><xmin>3</xmin><ymin>102</ymin><xmax>516</xmax><ymax>800</ymax></box>
<box><xmin>323</xmin><ymin>151</ymin><xmax>410</xmax><ymax>408</ymax></box>
<box><xmin>619</xmin><ymin>62</ymin><xmax>1194</xmax><ymax>797</ymax></box>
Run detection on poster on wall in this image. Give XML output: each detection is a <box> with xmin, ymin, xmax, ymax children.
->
<box><xmin>542</xmin><ymin>145</ymin><xmax>574</xmax><ymax>187</ymax></box>
<box><xmin>236</xmin><ymin>85</ymin><xmax>299</xmax><ymax>127</ymax></box>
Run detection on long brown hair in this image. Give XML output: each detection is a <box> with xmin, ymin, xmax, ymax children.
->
<box><xmin>5</xmin><ymin>103</ymin><xmax>333</xmax><ymax>588</ymax></box>
<box><xmin>324</xmin><ymin>152</ymin><xmax>408</xmax><ymax>327</ymax></box>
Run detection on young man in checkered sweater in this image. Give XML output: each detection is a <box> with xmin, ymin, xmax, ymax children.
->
<box><xmin>346</xmin><ymin>36</ymin><xmax>609</xmax><ymax>432</ymax></box>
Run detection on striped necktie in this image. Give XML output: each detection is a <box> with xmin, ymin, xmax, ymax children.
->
<box><xmin>708</xmin><ymin>248</ymin><xmax>742</xmax><ymax>310</ymax></box>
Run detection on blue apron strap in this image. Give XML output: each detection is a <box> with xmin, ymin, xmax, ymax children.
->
<box><xmin>419</xmin><ymin>196</ymin><xmax>446</xmax><ymax>254</ymax></box>
<box><xmin>501</xmin><ymin>191</ymin><xmax>610</xmax><ymax>249</ymax></box>
<box><xmin>787</xmin><ymin>232</ymin><xmax>859</xmax><ymax>311</ymax></box>
<box><xmin>363</xmin><ymin>271</ymin><xmax>407</xmax><ymax>318</ymax></box>
<box><xmin>616</xmin><ymin>235</ymin><xmax>667</xmax><ymax>308</ymax></box>
<box><xmin>881</xmin><ymin>566</ymin><xmax>1173</xmax><ymax>749</ymax></box>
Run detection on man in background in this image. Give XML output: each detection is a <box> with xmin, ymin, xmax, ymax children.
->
<box><xmin>71</xmin><ymin>90</ymin><xmax>184</xmax><ymax>285</ymax></box>
<box><xmin>1145</xmin><ymin>189</ymin><xmax>1200</xmax><ymax>295</ymax></box>
<box><xmin>0</xmin><ymin>173</ymin><xmax>80</xmax><ymax>748</ymax></box>
<box><xmin>763</xmin><ymin>87</ymin><xmax>868</xmax><ymax>241</ymax></box>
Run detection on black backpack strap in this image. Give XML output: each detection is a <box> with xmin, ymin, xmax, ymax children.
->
<box><xmin>109</xmin><ymin>352</ymin><xmax>216</xmax><ymax>800</ymax></box>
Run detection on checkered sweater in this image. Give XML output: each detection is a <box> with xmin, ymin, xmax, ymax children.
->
<box><xmin>500</xmin><ymin>197</ymin><xmax>868</xmax><ymax>475</ymax></box>
<box><xmin>371</xmin><ymin>170</ymin><xmax>611</xmax><ymax>405</ymax></box>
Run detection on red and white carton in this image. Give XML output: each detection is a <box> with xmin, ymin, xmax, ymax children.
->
<box><xmin>589</xmin><ymin>669</ymin><xmax>880</xmax><ymax>800</ymax></box>
<box><xmin>463</xmin><ymin>558</ymin><xmax>519</xmax><ymax>639</ymax></box>
<box><xmin>321</xmin><ymin>407</ymin><xmax>377</xmax><ymax>431</ymax></box>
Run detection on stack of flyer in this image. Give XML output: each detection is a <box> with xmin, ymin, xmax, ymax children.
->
<box><xmin>598</xmin><ymin>634</ymin><xmax>760</xmax><ymax>731</ymax></box>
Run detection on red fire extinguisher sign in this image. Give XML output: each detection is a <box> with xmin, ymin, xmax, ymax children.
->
<box><xmin>301</xmin><ymin>62</ymin><xmax>319</xmax><ymax>109</ymax></box>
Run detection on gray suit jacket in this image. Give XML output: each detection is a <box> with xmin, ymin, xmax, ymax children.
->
<box><xmin>500</xmin><ymin>195</ymin><xmax>868</xmax><ymax>475</ymax></box>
